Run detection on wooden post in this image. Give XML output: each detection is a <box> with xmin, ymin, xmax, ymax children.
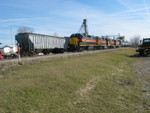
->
<box><xmin>18</xmin><ymin>45</ymin><xmax>21</xmax><ymax>64</ymax></box>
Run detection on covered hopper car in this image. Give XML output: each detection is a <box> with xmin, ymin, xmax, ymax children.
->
<box><xmin>15</xmin><ymin>33</ymin><xmax>68</xmax><ymax>55</ymax></box>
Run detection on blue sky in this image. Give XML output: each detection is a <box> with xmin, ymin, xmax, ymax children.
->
<box><xmin>1</xmin><ymin>0</ymin><xmax>150</xmax><ymax>46</ymax></box>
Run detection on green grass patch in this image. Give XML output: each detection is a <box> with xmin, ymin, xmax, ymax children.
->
<box><xmin>0</xmin><ymin>48</ymin><xmax>148</xmax><ymax>113</ymax></box>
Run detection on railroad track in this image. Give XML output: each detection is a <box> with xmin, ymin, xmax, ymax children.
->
<box><xmin>0</xmin><ymin>48</ymin><xmax>128</xmax><ymax>71</ymax></box>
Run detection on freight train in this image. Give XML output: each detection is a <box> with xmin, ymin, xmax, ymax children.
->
<box><xmin>68</xmin><ymin>19</ymin><xmax>122</xmax><ymax>52</ymax></box>
<box><xmin>68</xmin><ymin>34</ymin><xmax>122</xmax><ymax>52</ymax></box>
<box><xmin>15</xmin><ymin>19</ymin><xmax>124</xmax><ymax>56</ymax></box>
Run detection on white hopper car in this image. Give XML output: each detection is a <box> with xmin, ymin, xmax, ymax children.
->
<box><xmin>15</xmin><ymin>33</ymin><xmax>69</xmax><ymax>55</ymax></box>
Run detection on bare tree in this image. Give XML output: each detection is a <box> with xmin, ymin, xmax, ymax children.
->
<box><xmin>53</xmin><ymin>32</ymin><xmax>58</xmax><ymax>37</ymax></box>
<box><xmin>17</xmin><ymin>26</ymin><xmax>34</xmax><ymax>33</ymax></box>
<box><xmin>117</xmin><ymin>36</ymin><xmax>125</xmax><ymax>42</ymax></box>
<box><xmin>130</xmin><ymin>35</ymin><xmax>140</xmax><ymax>47</ymax></box>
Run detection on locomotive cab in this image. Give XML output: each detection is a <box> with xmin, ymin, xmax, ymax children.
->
<box><xmin>68</xmin><ymin>33</ymin><xmax>83</xmax><ymax>51</ymax></box>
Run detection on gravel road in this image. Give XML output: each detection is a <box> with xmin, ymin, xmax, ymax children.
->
<box><xmin>133</xmin><ymin>56</ymin><xmax>150</xmax><ymax>111</ymax></box>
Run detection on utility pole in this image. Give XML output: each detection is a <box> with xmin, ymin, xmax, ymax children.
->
<box><xmin>10</xmin><ymin>25</ymin><xmax>13</xmax><ymax>45</ymax></box>
<box><xmin>17</xmin><ymin>44</ymin><xmax>21</xmax><ymax>64</ymax></box>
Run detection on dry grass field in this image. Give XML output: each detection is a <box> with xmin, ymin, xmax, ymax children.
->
<box><xmin>0</xmin><ymin>48</ymin><xmax>149</xmax><ymax>113</ymax></box>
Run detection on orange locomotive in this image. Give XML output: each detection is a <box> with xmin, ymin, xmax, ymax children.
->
<box><xmin>68</xmin><ymin>19</ymin><xmax>122</xmax><ymax>52</ymax></box>
<box><xmin>68</xmin><ymin>34</ymin><xmax>121</xmax><ymax>52</ymax></box>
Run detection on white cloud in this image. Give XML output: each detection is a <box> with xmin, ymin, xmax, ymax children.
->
<box><xmin>1</xmin><ymin>0</ymin><xmax>150</xmax><ymax>45</ymax></box>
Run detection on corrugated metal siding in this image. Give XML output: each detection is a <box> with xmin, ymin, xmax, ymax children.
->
<box><xmin>28</xmin><ymin>34</ymin><xmax>65</xmax><ymax>49</ymax></box>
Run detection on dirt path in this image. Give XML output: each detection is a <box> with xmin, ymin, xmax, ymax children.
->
<box><xmin>133</xmin><ymin>57</ymin><xmax>150</xmax><ymax>110</ymax></box>
<box><xmin>73</xmin><ymin>76</ymin><xmax>100</xmax><ymax>105</ymax></box>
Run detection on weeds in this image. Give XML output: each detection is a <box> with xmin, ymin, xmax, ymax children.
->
<box><xmin>0</xmin><ymin>48</ymin><xmax>148</xmax><ymax>113</ymax></box>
